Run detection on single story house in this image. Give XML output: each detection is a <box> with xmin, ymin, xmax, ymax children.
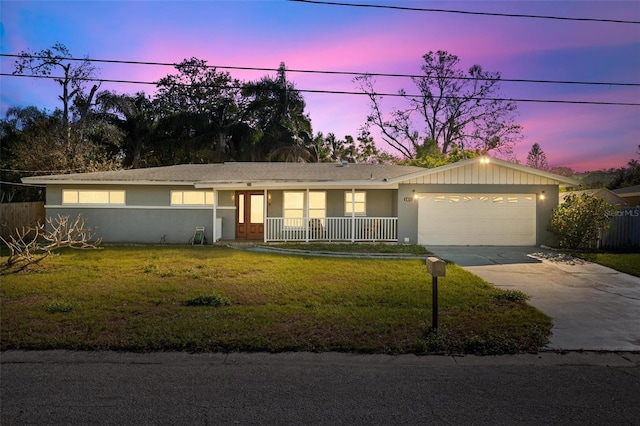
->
<box><xmin>22</xmin><ymin>157</ymin><xmax>580</xmax><ymax>246</ymax></box>
<box><xmin>612</xmin><ymin>185</ymin><xmax>640</xmax><ymax>207</ymax></box>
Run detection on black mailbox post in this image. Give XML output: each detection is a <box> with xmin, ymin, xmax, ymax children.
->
<box><xmin>426</xmin><ymin>257</ymin><xmax>446</xmax><ymax>331</ymax></box>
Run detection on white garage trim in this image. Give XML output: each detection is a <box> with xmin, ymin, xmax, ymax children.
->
<box><xmin>418</xmin><ymin>193</ymin><xmax>536</xmax><ymax>246</ymax></box>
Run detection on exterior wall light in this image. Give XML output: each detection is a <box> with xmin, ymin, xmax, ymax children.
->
<box><xmin>539</xmin><ymin>191</ymin><xmax>546</xmax><ymax>200</ymax></box>
<box><xmin>479</xmin><ymin>157</ymin><xmax>490</xmax><ymax>164</ymax></box>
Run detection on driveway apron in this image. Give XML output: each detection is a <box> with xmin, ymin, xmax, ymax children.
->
<box><xmin>425</xmin><ymin>246</ymin><xmax>640</xmax><ymax>351</ymax></box>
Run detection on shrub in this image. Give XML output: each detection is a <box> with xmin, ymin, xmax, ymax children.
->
<box><xmin>184</xmin><ymin>294</ymin><xmax>231</xmax><ymax>307</ymax></box>
<box><xmin>548</xmin><ymin>193</ymin><xmax>616</xmax><ymax>249</ymax></box>
<box><xmin>494</xmin><ymin>289</ymin><xmax>529</xmax><ymax>303</ymax></box>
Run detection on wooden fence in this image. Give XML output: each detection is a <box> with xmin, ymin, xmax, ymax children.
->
<box><xmin>0</xmin><ymin>202</ymin><xmax>45</xmax><ymax>241</ymax></box>
<box><xmin>599</xmin><ymin>207</ymin><xmax>640</xmax><ymax>250</ymax></box>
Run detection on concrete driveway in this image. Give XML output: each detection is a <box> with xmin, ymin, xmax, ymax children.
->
<box><xmin>425</xmin><ymin>246</ymin><xmax>640</xmax><ymax>351</ymax></box>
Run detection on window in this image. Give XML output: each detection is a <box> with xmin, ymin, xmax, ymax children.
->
<box><xmin>284</xmin><ymin>192</ymin><xmax>304</xmax><ymax>227</ymax></box>
<box><xmin>62</xmin><ymin>190</ymin><xmax>125</xmax><ymax>205</ymax></box>
<box><xmin>284</xmin><ymin>191</ymin><xmax>326</xmax><ymax>226</ymax></box>
<box><xmin>345</xmin><ymin>191</ymin><xmax>366</xmax><ymax>215</ymax></box>
<box><xmin>171</xmin><ymin>191</ymin><xmax>214</xmax><ymax>206</ymax></box>
<box><xmin>308</xmin><ymin>192</ymin><xmax>326</xmax><ymax>220</ymax></box>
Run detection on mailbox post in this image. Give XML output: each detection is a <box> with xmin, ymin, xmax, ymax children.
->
<box><xmin>426</xmin><ymin>257</ymin><xmax>446</xmax><ymax>331</ymax></box>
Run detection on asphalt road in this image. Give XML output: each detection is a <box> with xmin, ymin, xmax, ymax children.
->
<box><xmin>2</xmin><ymin>351</ymin><xmax>639</xmax><ymax>425</ymax></box>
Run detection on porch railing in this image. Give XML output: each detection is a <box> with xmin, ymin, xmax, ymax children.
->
<box><xmin>265</xmin><ymin>217</ymin><xmax>397</xmax><ymax>242</ymax></box>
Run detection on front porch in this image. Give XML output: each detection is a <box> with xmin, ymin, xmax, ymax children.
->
<box><xmin>264</xmin><ymin>216</ymin><xmax>397</xmax><ymax>242</ymax></box>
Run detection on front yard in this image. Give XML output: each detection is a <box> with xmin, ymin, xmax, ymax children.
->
<box><xmin>0</xmin><ymin>246</ymin><xmax>551</xmax><ymax>355</ymax></box>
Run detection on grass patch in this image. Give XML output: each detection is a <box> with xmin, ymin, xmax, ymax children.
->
<box><xmin>185</xmin><ymin>294</ymin><xmax>231</xmax><ymax>307</ymax></box>
<box><xmin>574</xmin><ymin>252</ymin><xmax>640</xmax><ymax>277</ymax></box>
<box><xmin>0</xmin><ymin>246</ymin><xmax>551</xmax><ymax>355</ymax></box>
<box><xmin>264</xmin><ymin>242</ymin><xmax>429</xmax><ymax>255</ymax></box>
<box><xmin>42</xmin><ymin>300</ymin><xmax>75</xmax><ymax>314</ymax></box>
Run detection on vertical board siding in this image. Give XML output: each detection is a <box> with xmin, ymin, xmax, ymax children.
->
<box><xmin>600</xmin><ymin>208</ymin><xmax>640</xmax><ymax>250</ymax></box>
<box><xmin>0</xmin><ymin>202</ymin><xmax>46</xmax><ymax>240</ymax></box>
<box><xmin>403</xmin><ymin>163</ymin><xmax>560</xmax><ymax>185</ymax></box>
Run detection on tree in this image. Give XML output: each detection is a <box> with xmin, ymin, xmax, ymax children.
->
<box><xmin>526</xmin><ymin>143</ymin><xmax>549</xmax><ymax>170</ymax></box>
<box><xmin>242</xmin><ymin>62</ymin><xmax>313</xmax><ymax>161</ymax></box>
<box><xmin>607</xmin><ymin>145</ymin><xmax>640</xmax><ymax>190</ymax></box>
<box><xmin>96</xmin><ymin>91</ymin><xmax>159</xmax><ymax>168</ymax></box>
<box><xmin>355</xmin><ymin>51</ymin><xmax>522</xmax><ymax>159</ymax></box>
<box><xmin>154</xmin><ymin>58</ymin><xmax>245</xmax><ymax>163</ymax></box>
<box><xmin>548</xmin><ymin>193</ymin><xmax>616</xmax><ymax>248</ymax></box>
<box><xmin>1</xmin><ymin>106</ymin><xmax>120</xmax><ymax>181</ymax></box>
<box><xmin>13</xmin><ymin>43</ymin><xmax>99</xmax><ymax>143</ymax></box>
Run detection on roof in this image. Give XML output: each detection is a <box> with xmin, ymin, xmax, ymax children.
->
<box><xmin>612</xmin><ymin>184</ymin><xmax>640</xmax><ymax>197</ymax></box>
<box><xmin>22</xmin><ymin>157</ymin><xmax>582</xmax><ymax>188</ymax></box>
<box><xmin>560</xmin><ymin>188</ymin><xmax>628</xmax><ymax>206</ymax></box>
<box><xmin>22</xmin><ymin>162</ymin><xmax>427</xmax><ymax>188</ymax></box>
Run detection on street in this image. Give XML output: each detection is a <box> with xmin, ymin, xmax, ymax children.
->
<box><xmin>2</xmin><ymin>350</ymin><xmax>639</xmax><ymax>425</ymax></box>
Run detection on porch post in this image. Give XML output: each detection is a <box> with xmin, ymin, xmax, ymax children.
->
<box><xmin>263</xmin><ymin>189</ymin><xmax>268</xmax><ymax>243</ymax></box>
<box><xmin>305</xmin><ymin>188</ymin><xmax>310</xmax><ymax>242</ymax></box>
<box><xmin>351</xmin><ymin>188</ymin><xmax>355</xmax><ymax>242</ymax></box>
<box><xmin>212</xmin><ymin>189</ymin><xmax>218</xmax><ymax>243</ymax></box>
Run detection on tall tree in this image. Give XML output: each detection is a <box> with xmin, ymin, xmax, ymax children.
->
<box><xmin>526</xmin><ymin>143</ymin><xmax>549</xmax><ymax>170</ymax></box>
<box><xmin>242</xmin><ymin>62</ymin><xmax>313</xmax><ymax>161</ymax></box>
<box><xmin>154</xmin><ymin>58</ymin><xmax>244</xmax><ymax>163</ymax></box>
<box><xmin>96</xmin><ymin>91</ymin><xmax>159</xmax><ymax>168</ymax></box>
<box><xmin>356</xmin><ymin>51</ymin><xmax>522</xmax><ymax>159</ymax></box>
<box><xmin>13</xmin><ymin>43</ymin><xmax>99</xmax><ymax>144</ymax></box>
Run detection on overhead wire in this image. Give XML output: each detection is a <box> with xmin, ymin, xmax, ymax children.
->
<box><xmin>288</xmin><ymin>0</ymin><xmax>640</xmax><ymax>25</ymax></box>
<box><xmin>1</xmin><ymin>53</ymin><xmax>638</xmax><ymax>88</ymax></box>
<box><xmin>3</xmin><ymin>72</ymin><xmax>639</xmax><ymax>107</ymax></box>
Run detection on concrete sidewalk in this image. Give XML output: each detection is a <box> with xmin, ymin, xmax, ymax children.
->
<box><xmin>426</xmin><ymin>246</ymin><xmax>640</xmax><ymax>352</ymax></box>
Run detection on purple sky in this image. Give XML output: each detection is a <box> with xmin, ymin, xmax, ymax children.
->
<box><xmin>1</xmin><ymin>0</ymin><xmax>639</xmax><ymax>172</ymax></box>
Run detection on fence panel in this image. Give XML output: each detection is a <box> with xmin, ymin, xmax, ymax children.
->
<box><xmin>600</xmin><ymin>207</ymin><xmax>640</xmax><ymax>250</ymax></box>
<box><xmin>0</xmin><ymin>202</ymin><xmax>45</xmax><ymax>240</ymax></box>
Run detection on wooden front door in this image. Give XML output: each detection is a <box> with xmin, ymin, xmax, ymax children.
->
<box><xmin>236</xmin><ymin>191</ymin><xmax>264</xmax><ymax>239</ymax></box>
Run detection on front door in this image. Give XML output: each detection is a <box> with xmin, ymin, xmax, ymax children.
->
<box><xmin>236</xmin><ymin>191</ymin><xmax>264</xmax><ymax>239</ymax></box>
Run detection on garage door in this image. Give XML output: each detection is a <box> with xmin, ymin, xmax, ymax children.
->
<box><xmin>418</xmin><ymin>194</ymin><xmax>536</xmax><ymax>246</ymax></box>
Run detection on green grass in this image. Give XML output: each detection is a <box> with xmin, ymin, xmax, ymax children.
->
<box><xmin>0</xmin><ymin>246</ymin><xmax>551</xmax><ymax>355</ymax></box>
<box><xmin>573</xmin><ymin>252</ymin><xmax>640</xmax><ymax>277</ymax></box>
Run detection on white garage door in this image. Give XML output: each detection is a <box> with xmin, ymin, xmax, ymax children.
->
<box><xmin>418</xmin><ymin>193</ymin><xmax>536</xmax><ymax>246</ymax></box>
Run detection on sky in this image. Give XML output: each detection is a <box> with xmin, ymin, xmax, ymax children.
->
<box><xmin>1</xmin><ymin>0</ymin><xmax>639</xmax><ymax>172</ymax></box>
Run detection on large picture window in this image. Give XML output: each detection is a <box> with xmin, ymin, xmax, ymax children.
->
<box><xmin>62</xmin><ymin>190</ymin><xmax>125</xmax><ymax>205</ymax></box>
<box><xmin>171</xmin><ymin>191</ymin><xmax>214</xmax><ymax>206</ymax></box>
<box><xmin>345</xmin><ymin>191</ymin><xmax>366</xmax><ymax>215</ymax></box>
<box><xmin>283</xmin><ymin>191</ymin><xmax>326</xmax><ymax>227</ymax></box>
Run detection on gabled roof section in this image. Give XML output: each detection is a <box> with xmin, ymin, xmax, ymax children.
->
<box><xmin>22</xmin><ymin>162</ymin><xmax>427</xmax><ymax>187</ymax></box>
<box><xmin>612</xmin><ymin>184</ymin><xmax>640</xmax><ymax>197</ymax></box>
<box><xmin>560</xmin><ymin>188</ymin><xmax>628</xmax><ymax>206</ymax></box>
<box><xmin>398</xmin><ymin>157</ymin><xmax>581</xmax><ymax>187</ymax></box>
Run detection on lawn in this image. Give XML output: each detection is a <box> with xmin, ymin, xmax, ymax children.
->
<box><xmin>0</xmin><ymin>246</ymin><xmax>551</xmax><ymax>355</ymax></box>
<box><xmin>573</xmin><ymin>252</ymin><xmax>640</xmax><ymax>277</ymax></box>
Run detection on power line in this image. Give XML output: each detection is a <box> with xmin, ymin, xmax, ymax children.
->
<box><xmin>2</xmin><ymin>53</ymin><xmax>638</xmax><ymax>88</ymax></box>
<box><xmin>289</xmin><ymin>0</ymin><xmax>640</xmax><ymax>25</ymax></box>
<box><xmin>3</xmin><ymin>72</ymin><xmax>639</xmax><ymax>107</ymax></box>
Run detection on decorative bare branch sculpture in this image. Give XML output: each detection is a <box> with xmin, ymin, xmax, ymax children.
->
<box><xmin>1</xmin><ymin>214</ymin><xmax>102</xmax><ymax>266</ymax></box>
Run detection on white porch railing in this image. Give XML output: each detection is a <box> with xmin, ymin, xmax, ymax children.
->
<box><xmin>265</xmin><ymin>217</ymin><xmax>397</xmax><ymax>242</ymax></box>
